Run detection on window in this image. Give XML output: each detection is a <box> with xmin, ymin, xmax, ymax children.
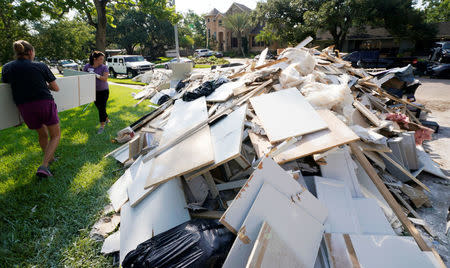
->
<box><xmin>207</xmin><ymin>18</ymin><xmax>210</xmax><ymax>22</ymax></box>
<box><xmin>208</xmin><ymin>29</ymin><xmax>210</xmax><ymax>38</ymax></box>
<box><xmin>213</xmin><ymin>32</ymin><xmax>216</xmax><ymax>40</ymax></box>
<box><xmin>107</xmin><ymin>58</ymin><xmax>112</xmax><ymax>63</ymax></box>
<box><xmin>218</xmin><ymin>20</ymin><xmax>222</xmax><ymax>26</ymax></box>
<box><xmin>119</xmin><ymin>59</ymin><xmax>124</xmax><ymax>64</ymax></box>
<box><xmin>124</xmin><ymin>56</ymin><xmax>145</xmax><ymax>62</ymax></box>
<box><xmin>113</xmin><ymin>58</ymin><xmax>118</xmax><ymax>63</ymax></box>
<box><xmin>231</xmin><ymin>37</ymin><xmax>238</xmax><ymax>48</ymax></box>
<box><xmin>251</xmin><ymin>36</ymin><xmax>264</xmax><ymax>47</ymax></box>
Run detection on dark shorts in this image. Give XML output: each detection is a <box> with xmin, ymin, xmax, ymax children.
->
<box><xmin>17</xmin><ymin>99</ymin><xmax>59</xmax><ymax>130</ymax></box>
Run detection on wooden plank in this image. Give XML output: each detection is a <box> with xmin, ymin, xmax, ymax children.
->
<box><xmin>254</xmin><ymin>57</ymin><xmax>288</xmax><ymax>70</ymax></box>
<box><xmin>223</xmin><ymin>183</ymin><xmax>324</xmax><ymax>268</ymax></box>
<box><xmin>378</xmin><ymin>89</ymin><xmax>432</xmax><ymax>113</ymax></box>
<box><xmin>379</xmin><ymin>152</ymin><xmax>430</xmax><ymax>192</ymax></box>
<box><xmin>145</xmin><ymin>97</ymin><xmax>215</xmax><ymax>189</ymax></box>
<box><xmin>220</xmin><ymin>158</ymin><xmax>327</xmax><ymax>235</ymax></box>
<box><xmin>249</xmin><ymin>88</ymin><xmax>328</xmax><ymax>143</ymax></box>
<box><xmin>356</xmin><ymin>140</ymin><xmax>391</xmax><ymax>153</ymax></box>
<box><xmin>217</xmin><ymin>179</ymin><xmax>247</xmax><ymax>191</ymax></box>
<box><xmin>246</xmin><ymin>222</ymin><xmax>303</xmax><ymax>268</ymax></box>
<box><xmin>390</xmin><ymin>188</ymin><xmax>436</xmax><ymax>237</ymax></box>
<box><xmin>349</xmin><ymin>143</ymin><xmax>432</xmax><ymax>252</ymax></box>
<box><xmin>324</xmin><ymin>233</ymin><xmax>358</xmax><ymax>268</ymax></box>
<box><xmin>206</xmin><ymin>80</ymin><xmax>245</xmax><ymax>102</ymax></box>
<box><xmin>362</xmin><ymin>150</ymin><xmax>386</xmax><ymax>170</ymax></box>
<box><xmin>203</xmin><ymin>171</ymin><xmax>220</xmax><ymax>198</ymax></box>
<box><xmin>119</xmin><ymin>178</ymin><xmax>190</xmax><ymax>264</ymax></box>
<box><xmin>184</xmin><ymin>105</ymin><xmax>247</xmax><ymax>180</ymax></box>
<box><xmin>314</xmin><ymin>176</ymin><xmax>361</xmax><ymax>234</ymax></box>
<box><xmin>249</xmin><ymin>110</ymin><xmax>359</xmax><ymax>164</ymax></box>
<box><xmin>353</xmin><ymin>100</ymin><xmax>382</xmax><ymax>127</ymax></box>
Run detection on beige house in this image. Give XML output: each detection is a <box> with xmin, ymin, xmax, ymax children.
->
<box><xmin>204</xmin><ymin>2</ymin><xmax>273</xmax><ymax>53</ymax></box>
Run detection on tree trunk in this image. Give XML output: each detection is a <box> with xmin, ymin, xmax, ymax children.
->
<box><xmin>237</xmin><ymin>32</ymin><xmax>245</xmax><ymax>57</ymax></box>
<box><xmin>94</xmin><ymin>0</ymin><xmax>108</xmax><ymax>52</ymax></box>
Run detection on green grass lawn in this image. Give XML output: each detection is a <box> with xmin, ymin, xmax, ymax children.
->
<box><xmin>0</xmin><ymin>84</ymin><xmax>151</xmax><ymax>266</ymax></box>
<box><xmin>108</xmin><ymin>77</ymin><xmax>146</xmax><ymax>86</ymax></box>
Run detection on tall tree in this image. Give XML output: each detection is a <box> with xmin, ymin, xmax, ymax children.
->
<box><xmin>223</xmin><ymin>12</ymin><xmax>252</xmax><ymax>56</ymax></box>
<box><xmin>32</xmin><ymin>20</ymin><xmax>95</xmax><ymax>60</ymax></box>
<box><xmin>179</xmin><ymin>10</ymin><xmax>206</xmax><ymax>48</ymax></box>
<box><xmin>252</xmin><ymin>0</ymin><xmax>311</xmax><ymax>46</ymax></box>
<box><xmin>423</xmin><ymin>0</ymin><xmax>450</xmax><ymax>23</ymax></box>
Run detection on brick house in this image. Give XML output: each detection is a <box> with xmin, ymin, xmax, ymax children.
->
<box><xmin>204</xmin><ymin>2</ymin><xmax>274</xmax><ymax>53</ymax></box>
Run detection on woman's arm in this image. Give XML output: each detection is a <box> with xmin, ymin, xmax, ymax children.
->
<box><xmin>48</xmin><ymin>81</ymin><xmax>60</xmax><ymax>92</ymax></box>
<box><xmin>97</xmin><ymin>71</ymin><xmax>109</xmax><ymax>82</ymax></box>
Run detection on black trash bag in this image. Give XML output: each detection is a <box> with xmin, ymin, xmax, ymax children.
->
<box><xmin>175</xmin><ymin>80</ymin><xmax>187</xmax><ymax>92</ymax></box>
<box><xmin>122</xmin><ymin>219</ymin><xmax>235</xmax><ymax>268</ymax></box>
<box><xmin>157</xmin><ymin>94</ymin><xmax>171</xmax><ymax>105</ymax></box>
<box><xmin>182</xmin><ymin>77</ymin><xmax>229</xmax><ymax>102</ymax></box>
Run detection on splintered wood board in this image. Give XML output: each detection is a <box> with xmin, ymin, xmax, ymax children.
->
<box><xmin>249</xmin><ymin>110</ymin><xmax>359</xmax><ymax>164</ymax></box>
<box><xmin>324</xmin><ymin>233</ymin><xmax>437</xmax><ymax>268</ymax></box>
<box><xmin>0</xmin><ymin>83</ymin><xmax>22</xmax><ymax>130</ymax></box>
<box><xmin>120</xmin><ymin>178</ymin><xmax>190</xmax><ymax>264</ymax></box>
<box><xmin>246</xmin><ymin>222</ymin><xmax>303</xmax><ymax>268</ymax></box>
<box><xmin>314</xmin><ymin>176</ymin><xmax>361</xmax><ymax>234</ymax></box>
<box><xmin>206</xmin><ymin>80</ymin><xmax>245</xmax><ymax>102</ymax></box>
<box><xmin>127</xmin><ymin>157</ymin><xmax>157</xmax><ymax>207</ymax></box>
<box><xmin>223</xmin><ymin>183</ymin><xmax>324</xmax><ymax>268</ymax></box>
<box><xmin>184</xmin><ymin>105</ymin><xmax>247</xmax><ymax>180</ymax></box>
<box><xmin>249</xmin><ymin>88</ymin><xmax>327</xmax><ymax>143</ymax></box>
<box><xmin>145</xmin><ymin>97</ymin><xmax>215</xmax><ymax>189</ymax></box>
<box><xmin>220</xmin><ymin>158</ymin><xmax>327</xmax><ymax>235</ymax></box>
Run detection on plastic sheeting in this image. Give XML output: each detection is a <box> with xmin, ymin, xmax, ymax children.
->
<box><xmin>122</xmin><ymin>219</ymin><xmax>234</xmax><ymax>268</ymax></box>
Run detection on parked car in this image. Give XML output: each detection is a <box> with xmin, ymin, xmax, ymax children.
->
<box><xmin>429</xmin><ymin>41</ymin><xmax>450</xmax><ymax>63</ymax></box>
<box><xmin>193</xmin><ymin>49</ymin><xmax>223</xmax><ymax>58</ymax></box>
<box><xmin>426</xmin><ymin>62</ymin><xmax>450</xmax><ymax>78</ymax></box>
<box><xmin>57</xmin><ymin>60</ymin><xmax>80</xmax><ymax>74</ymax></box>
<box><xmin>342</xmin><ymin>50</ymin><xmax>417</xmax><ymax>69</ymax></box>
<box><xmin>106</xmin><ymin>55</ymin><xmax>154</xmax><ymax>78</ymax></box>
<box><xmin>164</xmin><ymin>57</ymin><xmax>194</xmax><ymax>69</ymax></box>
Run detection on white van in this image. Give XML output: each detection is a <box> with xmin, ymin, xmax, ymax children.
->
<box><xmin>106</xmin><ymin>55</ymin><xmax>154</xmax><ymax>78</ymax></box>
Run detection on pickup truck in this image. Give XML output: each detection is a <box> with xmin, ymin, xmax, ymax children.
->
<box><xmin>106</xmin><ymin>55</ymin><xmax>154</xmax><ymax>78</ymax></box>
<box><xmin>342</xmin><ymin>50</ymin><xmax>417</xmax><ymax>69</ymax></box>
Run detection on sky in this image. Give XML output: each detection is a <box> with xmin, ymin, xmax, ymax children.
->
<box><xmin>174</xmin><ymin>0</ymin><xmax>261</xmax><ymax>14</ymax></box>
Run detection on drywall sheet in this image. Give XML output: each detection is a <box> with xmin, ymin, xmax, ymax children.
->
<box><xmin>184</xmin><ymin>105</ymin><xmax>247</xmax><ymax>179</ymax></box>
<box><xmin>220</xmin><ymin>158</ymin><xmax>327</xmax><ymax>234</ymax></box>
<box><xmin>314</xmin><ymin>176</ymin><xmax>361</xmax><ymax>234</ymax></box>
<box><xmin>0</xmin><ymin>83</ymin><xmax>22</xmax><ymax>130</ymax></box>
<box><xmin>120</xmin><ymin>178</ymin><xmax>190</xmax><ymax>264</ymax></box>
<box><xmin>0</xmin><ymin>75</ymin><xmax>95</xmax><ymax>129</ymax></box>
<box><xmin>353</xmin><ymin>198</ymin><xmax>395</xmax><ymax>235</ymax></box>
<box><xmin>127</xmin><ymin>157</ymin><xmax>156</xmax><ymax>207</ymax></box>
<box><xmin>249</xmin><ymin>110</ymin><xmax>359</xmax><ymax>164</ymax></box>
<box><xmin>246</xmin><ymin>221</ymin><xmax>303</xmax><ymax>268</ymax></box>
<box><xmin>78</xmin><ymin>74</ymin><xmax>96</xmax><ymax>105</ymax></box>
<box><xmin>101</xmin><ymin>231</ymin><xmax>120</xmax><ymax>254</ymax></box>
<box><xmin>320</xmin><ymin>148</ymin><xmax>364</xmax><ymax>198</ymax></box>
<box><xmin>350</xmin><ymin>234</ymin><xmax>436</xmax><ymax>268</ymax></box>
<box><xmin>145</xmin><ymin>97</ymin><xmax>215</xmax><ymax>188</ymax></box>
<box><xmin>249</xmin><ymin>87</ymin><xmax>327</xmax><ymax>143</ymax></box>
<box><xmin>223</xmin><ymin>183</ymin><xmax>324</xmax><ymax>268</ymax></box>
<box><xmin>417</xmin><ymin>145</ymin><xmax>448</xmax><ymax>180</ymax></box>
<box><xmin>206</xmin><ymin>80</ymin><xmax>245</xmax><ymax>102</ymax></box>
<box><xmin>108</xmin><ymin>158</ymin><xmax>141</xmax><ymax>212</ymax></box>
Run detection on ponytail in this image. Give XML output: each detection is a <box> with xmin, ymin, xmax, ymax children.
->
<box><xmin>13</xmin><ymin>40</ymin><xmax>34</xmax><ymax>59</ymax></box>
<box><xmin>89</xmin><ymin>51</ymin><xmax>105</xmax><ymax>65</ymax></box>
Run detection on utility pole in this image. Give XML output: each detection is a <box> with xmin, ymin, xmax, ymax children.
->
<box><xmin>172</xmin><ymin>0</ymin><xmax>180</xmax><ymax>61</ymax></box>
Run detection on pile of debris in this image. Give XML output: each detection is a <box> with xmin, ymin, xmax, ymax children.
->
<box><xmin>95</xmin><ymin>38</ymin><xmax>448</xmax><ymax>267</ymax></box>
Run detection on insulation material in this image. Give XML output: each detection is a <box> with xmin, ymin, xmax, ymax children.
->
<box><xmin>133</xmin><ymin>69</ymin><xmax>172</xmax><ymax>86</ymax></box>
<box><xmin>279</xmin><ymin>48</ymin><xmax>316</xmax><ymax>75</ymax></box>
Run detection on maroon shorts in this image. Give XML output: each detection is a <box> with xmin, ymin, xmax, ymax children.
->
<box><xmin>17</xmin><ymin>99</ymin><xmax>59</xmax><ymax>130</ymax></box>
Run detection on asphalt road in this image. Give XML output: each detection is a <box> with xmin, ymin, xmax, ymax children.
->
<box><xmin>414</xmin><ymin>77</ymin><xmax>450</xmax><ymax>266</ymax></box>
